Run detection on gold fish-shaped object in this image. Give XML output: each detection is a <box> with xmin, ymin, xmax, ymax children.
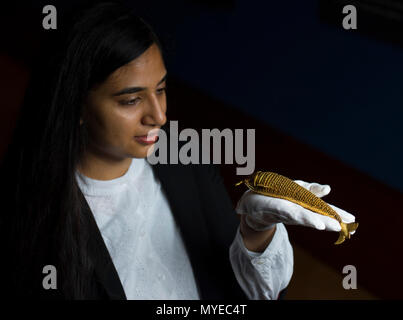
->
<box><xmin>235</xmin><ymin>171</ymin><xmax>359</xmax><ymax>245</ymax></box>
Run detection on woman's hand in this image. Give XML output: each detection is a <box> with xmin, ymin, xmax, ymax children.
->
<box><xmin>236</xmin><ymin>180</ymin><xmax>356</xmax><ymax>233</ymax></box>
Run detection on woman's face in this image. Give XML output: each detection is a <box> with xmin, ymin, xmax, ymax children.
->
<box><xmin>83</xmin><ymin>43</ymin><xmax>167</xmax><ymax>160</ymax></box>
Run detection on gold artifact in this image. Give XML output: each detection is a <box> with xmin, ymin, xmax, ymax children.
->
<box><xmin>235</xmin><ymin>171</ymin><xmax>358</xmax><ymax>245</ymax></box>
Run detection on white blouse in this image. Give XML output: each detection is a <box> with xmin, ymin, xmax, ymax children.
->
<box><xmin>75</xmin><ymin>158</ymin><xmax>293</xmax><ymax>300</ymax></box>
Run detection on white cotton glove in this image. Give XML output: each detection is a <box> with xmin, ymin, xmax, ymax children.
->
<box><xmin>235</xmin><ymin>180</ymin><xmax>356</xmax><ymax>234</ymax></box>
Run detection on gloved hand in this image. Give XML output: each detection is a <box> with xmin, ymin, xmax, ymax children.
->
<box><xmin>235</xmin><ymin>180</ymin><xmax>356</xmax><ymax>234</ymax></box>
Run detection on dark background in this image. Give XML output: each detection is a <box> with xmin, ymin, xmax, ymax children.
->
<box><xmin>1</xmin><ymin>0</ymin><xmax>402</xmax><ymax>299</ymax></box>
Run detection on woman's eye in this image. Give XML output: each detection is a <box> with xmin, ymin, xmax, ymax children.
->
<box><xmin>157</xmin><ymin>87</ymin><xmax>167</xmax><ymax>95</ymax></box>
<box><xmin>120</xmin><ymin>97</ymin><xmax>141</xmax><ymax>105</ymax></box>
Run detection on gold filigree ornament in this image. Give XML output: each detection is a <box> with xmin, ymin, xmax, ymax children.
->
<box><xmin>236</xmin><ymin>171</ymin><xmax>359</xmax><ymax>245</ymax></box>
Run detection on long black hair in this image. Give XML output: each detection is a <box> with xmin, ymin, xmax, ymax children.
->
<box><xmin>0</xmin><ymin>1</ymin><xmax>162</xmax><ymax>299</ymax></box>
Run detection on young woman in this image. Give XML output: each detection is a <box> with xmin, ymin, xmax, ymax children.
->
<box><xmin>1</xmin><ymin>1</ymin><xmax>354</xmax><ymax>300</ymax></box>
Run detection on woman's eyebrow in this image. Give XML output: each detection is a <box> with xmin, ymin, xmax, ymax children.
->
<box><xmin>112</xmin><ymin>73</ymin><xmax>168</xmax><ymax>96</ymax></box>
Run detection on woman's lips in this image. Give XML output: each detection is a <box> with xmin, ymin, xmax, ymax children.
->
<box><xmin>134</xmin><ymin>134</ymin><xmax>159</xmax><ymax>145</ymax></box>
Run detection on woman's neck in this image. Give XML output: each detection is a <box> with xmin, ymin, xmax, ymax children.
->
<box><xmin>77</xmin><ymin>149</ymin><xmax>133</xmax><ymax>181</ymax></box>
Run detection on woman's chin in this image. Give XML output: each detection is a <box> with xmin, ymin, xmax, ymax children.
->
<box><xmin>130</xmin><ymin>144</ymin><xmax>155</xmax><ymax>159</ymax></box>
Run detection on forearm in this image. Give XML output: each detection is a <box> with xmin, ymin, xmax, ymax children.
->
<box><xmin>238</xmin><ymin>213</ymin><xmax>276</xmax><ymax>253</ymax></box>
<box><xmin>229</xmin><ymin>221</ymin><xmax>294</xmax><ymax>299</ymax></box>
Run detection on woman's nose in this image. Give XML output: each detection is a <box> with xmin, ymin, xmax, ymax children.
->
<box><xmin>143</xmin><ymin>95</ymin><xmax>167</xmax><ymax>127</ymax></box>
